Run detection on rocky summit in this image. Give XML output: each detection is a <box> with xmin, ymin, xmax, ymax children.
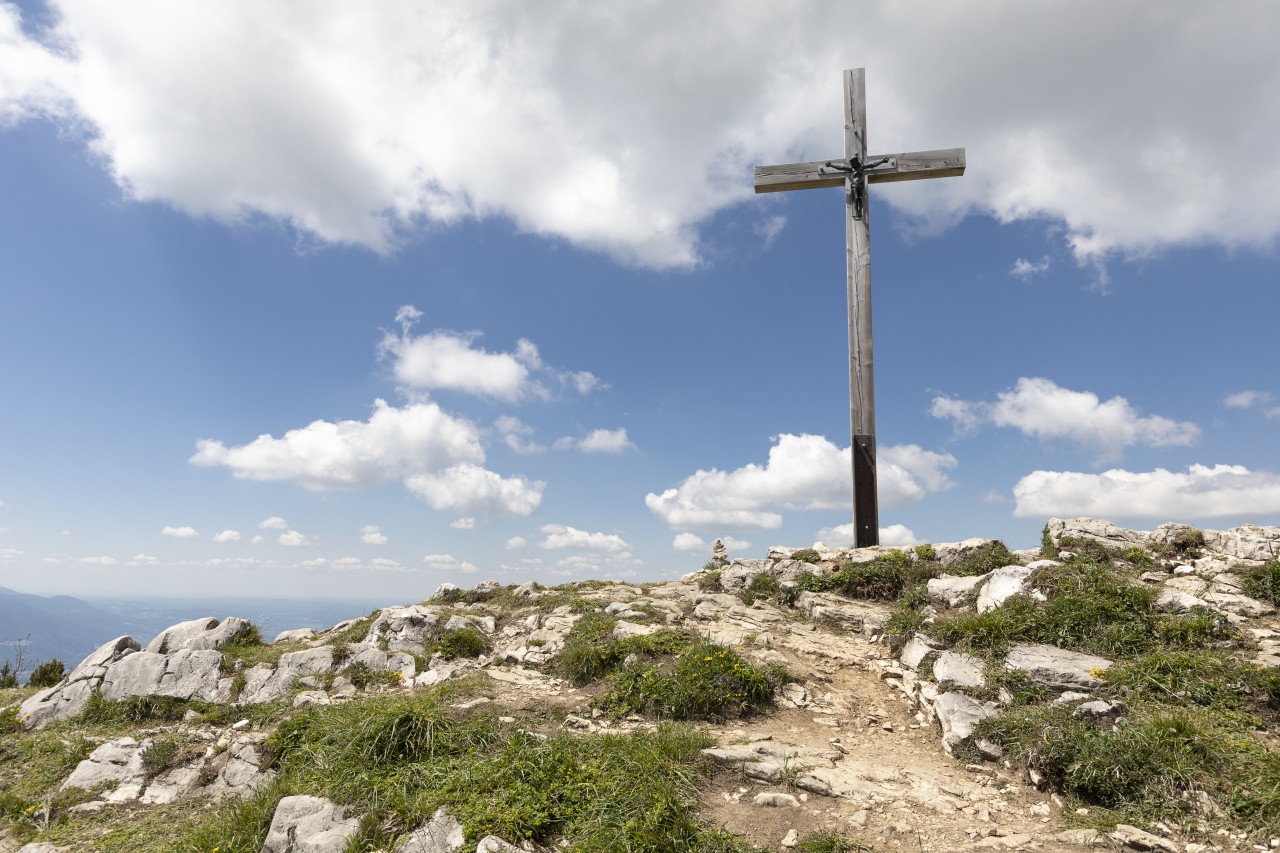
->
<box><xmin>3</xmin><ymin>517</ymin><xmax>1280</xmax><ymax>852</ymax></box>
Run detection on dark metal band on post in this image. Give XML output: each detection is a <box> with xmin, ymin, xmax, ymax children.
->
<box><xmin>853</xmin><ymin>434</ymin><xmax>879</xmax><ymax>548</ymax></box>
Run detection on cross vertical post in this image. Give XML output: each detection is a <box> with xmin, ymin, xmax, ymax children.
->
<box><xmin>754</xmin><ymin>69</ymin><xmax>965</xmax><ymax>548</ymax></box>
<box><xmin>844</xmin><ymin>68</ymin><xmax>878</xmax><ymax>548</ymax></box>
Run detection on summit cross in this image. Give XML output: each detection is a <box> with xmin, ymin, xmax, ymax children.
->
<box><xmin>754</xmin><ymin>68</ymin><xmax>965</xmax><ymax>548</ymax></box>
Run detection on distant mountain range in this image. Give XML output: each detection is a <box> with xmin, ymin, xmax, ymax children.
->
<box><xmin>0</xmin><ymin>586</ymin><xmax>390</xmax><ymax>682</ymax></box>
<box><xmin>0</xmin><ymin>586</ymin><xmax>130</xmax><ymax>676</ymax></box>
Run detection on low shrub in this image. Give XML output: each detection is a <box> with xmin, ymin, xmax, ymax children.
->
<box><xmin>790</xmin><ymin>548</ymin><xmax>821</xmax><ymax>564</ymax></box>
<box><xmin>437</xmin><ymin>627</ymin><xmax>491</xmax><ymax>660</ymax></box>
<box><xmin>27</xmin><ymin>660</ymin><xmax>65</xmax><ymax>689</ymax></box>
<box><xmin>738</xmin><ymin>573</ymin><xmax>781</xmax><ymax>605</ymax></box>
<box><xmin>75</xmin><ymin>693</ymin><xmax>191</xmax><ymax>726</ymax></box>
<box><xmin>947</xmin><ymin>541</ymin><xmax>1015</xmax><ymax>576</ymax></box>
<box><xmin>555</xmin><ymin>616</ymin><xmax>691</xmax><ymax>685</ymax></box>
<box><xmin>140</xmin><ymin>737</ymin><xmax>182</xmax><ymax>780</ymax></box>
<box><xmin>600</xmin><ymin>641</ymin><xmax>784</xmax><ymax>721</ymax></box>
<box><xmin>696</xmin><ymin>569</ymin><xmax>724</xmax><ymax>592</ymax></box>
<box><xmin>1243</xmin><ymin>561</ymin><xmax>1280</xmax><ymax>606</ymax></box>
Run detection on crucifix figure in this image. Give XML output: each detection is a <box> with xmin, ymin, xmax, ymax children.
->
<box><xmin>755</xmin><ymin>69</ymin><xmax>965</xmax><ymax>547</ymax></box>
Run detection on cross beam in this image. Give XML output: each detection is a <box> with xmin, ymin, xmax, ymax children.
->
<box><xmin>754</xmin><ymin>69</ymin><xmax>964</xmax><ymax>547</ymax></box>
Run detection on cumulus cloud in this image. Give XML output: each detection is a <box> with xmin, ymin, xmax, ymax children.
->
<box><xmin>212</xmin><ymin>529</ymin><xmax>241</xmax><ymax>543</ymax></box>
<box><xmin>539</xmin><ymin>524</ymin><xmax>631</xmax><ymax>553</ymax></box>
<box><xmin>505</xmin><ymin>536</ymin><xmax>527</xmax><ymax>550</ymax></box>
<box><xmin>360</xmin><ymin>524</ymin><xmax>388</xmax><ymax>545</ymax></box>
<box><xmin>128</xmin><ymin>554</ymin><xmax>158</xmax><ymax>566</ymax></box>
<box><xmin>251</xmin><ymin>535</ymin><xmax>264</xmax><ymax>544</ymax></box>
<box><xmin>258</xmin><ymin>516</ymin><xmax>288</xmax><ymax>530</ymax></box>
<box><xmin>405</xmin><ymin>464</ymin><xmax>544</xmax><ymax>517</ymax></box>
<box><xmin>4</xmin><ymin>4</ymin><xmax>1278</xmax><ymax>270</ymax></box>
<box><xmin>380</xmin><ymin>307</ymin><xmax>602</xmax><ymax>402</ymax></box>
<box><xmin>192</xmin><ymin>399</ymin><xmax>484</xmax><ymax>490</ymax></box>
<box><xmin>422</xmin><ymin>553</ymin><xmax>479</xmax><ymax>573</ymax></box>
<box><xmin>0</xmin><ymin>548</ymin><xmax>24</xmax><ymax>563</ymax></box>
<box><xmin>672</xmin><ymin>532</ymin><xmax>707</xmax><ymax>552</ymax></box>
<box><xmin>815</xmin><ymin>523</ymin><xmax>920</xmax><ymax>547</ymax></box>
<box><xmin>162</xmin><ymin>526</ymin><xmax>199</xmax><ymax>539</ymax></box>
<box><xmin>77</xmin><ymin>555</ymin><xmax>118</xmax><ymax>565</ymax></box>
<box><xmin>554</xmin><ymin>428</ymin><xmax>636</xmax><ymax>454</ymax></box>
<box><xmin>449</xmin><ymin>517</ymin><xmax>476</xmax><ymax>530</ymax></box>
<box><xmin>646</xmin><ymin>434</ymin><xmax>955</xmax><ymax>530</ymax></box>
<box><xmin>1223</xmin><ymin>390</ymin><xmax>1275</xmax><ymax>409</ymax></box>
<box><xmin>1013</xmin><ymin>464</ymin><xmax>1280</xmax><ymax>520</ymax></box>
<box><xmin>278</xmin><ymin>530</ymin><xmax>310</xmax><ymax>547</ymax></box>
<box><xmin>931</xmin><ymin>377</ymin><xmax>1199</xmax><ymax>462</ymax></box>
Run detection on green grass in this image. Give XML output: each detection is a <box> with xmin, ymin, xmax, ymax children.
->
<box><xmin>928</xmin><ymin>560</ymin><xmax>1235</xmax><ymax>658</ymax></box>
<box><xmin>554</xmin><ymin>615</ymin><xmax>691</xmax><ymax>685</ymax></box>
<box><xmin>945</xmin><ymin>541</ymin><xmax>1015</xmax><ymax>576</ymax></box>
<box><xmin>436</xmin><ymin>628</ymin><xmax>491</xmax><ymax>660</ymax></box>
<box><xmin>183</xmin><ymin>690</ymin><xmax>765</xmax><ymax>852</ymax></box>
<box><xmin>1243</xmin><ymin>560</ymin><xmax>1280</xmax><ymax>606</ymax></box>
<box><xmin>599</xmin><ymin>641</ymin><xmax>785</xmax><ymax>721</ymax></box>
<box><xmin>738</xmin><ymin>573</ymin><xmax>781</xmax><ymax>605</ymax></box>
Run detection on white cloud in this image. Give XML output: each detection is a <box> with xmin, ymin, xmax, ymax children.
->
<box><xmin>380</xmin><ymin>308</ymin><xmax>602</xmax><ymax>403</ymax></box>
<box><xmin>931</xmin><ymin>377</ymin><xmax>1200</xmax><ymax>462</ymax></box>
<box><xmin>360</xmin><ymin>524</ymin><xmax>388</xmax><ymax>545</ymax></box>
<box><xmin>505</xmin><ymin>536</ymin><xmax>527</xmax><ymax>550</ymax></box>
<box><xmin>369</xmin><ymin>557</ymin><xmax>402</xmax><ymax>569</ymax></box>
<box><xmin>1268</xmin><ymin>407</ymin><xmax>1280</xmax><ymax>420</ymax></box>
<box><xmin>646</xmin><ymin>434</ymin><xmax>955</xmax><ymax>530</ymax></box>
<box><xmin>162</xmin><ymin>525</ymin><xmax>199</xmax><ymax>539</ymax></box>
<box><xmin>539</xmin><ymin>524</ymin><xmax>631</xmax><ymax>553</ymax></box>
<box><xmin>258</xmin><ymin>516</ymin><xmax>288</xmax><ymax>530</ymax></box>
<box><xmin>251</xmin><ymin>535</ymin><xmax>264</xmax><ymax>544</ymax></box>
<box><xmin>1010</xmin><ymin>257</ymin><xmax>1051</xmax><ymax>278</ymax></box>
<box><xmin>5</xmin><ymin>4</ymin><xmax>1278</xmax><ymax>270</ymax></box>
<box><xmin>555</xmin><ymin>428</ymin><xmax>637</xmax><ymax>454</ymax></box>
<box><xmin>1223</xmin><ymin>390</ymin><xmax>1274</xmax><ymax>409</ymax></box>
<box><xmin>77</xmin><ymin>555</ymin><xmax>119</xmax><ymax>566</ymax></box>
<box><xmin>495</xmin><ymin>416</ymin><xmax>546</xmax><ymax>455</ymax></box>
<box><xmin>815</xmin><ymin>523</ymin><xmax>919</xmax><ymax>547</ymax></box>
<box><xmin>193</xmin><ymin>399</ymin><xmax>484</xmax><ymax>491</ymax></box>
<box><xmin>672</xmin><ymin>532</ymin><xmax>706</xmax><ymax>552</ymax></box>
<box><xmin>422</xmin><ymin>553</ymin><xmax>479</xmax><ymax>573</ymax></box>
<box><xmin>212</xmin><ymin>529</ymin><xmax>241</xmax><ymax>543</ymax></box>
<box><xmin>721</xmin><ymin>536</ymin><xmax>753</xmax><ymax>551</ymax></box>
<box><xmin>128</xmin><ymin>554</ymin><xmax>158</xmax><ymax>566</ymax></box>
<box><xmin>405</xmin><ymin>464</ymin><xmax>544</xmax><ymax>518</ymax></box>
<box><xmin>0</xmin><ymin>548</ymin><xmax>25</xmax><ymax>564</ymax></box>
<box><xmin>449</xmin><ymin>517</ymin><xmax>476</xmax><ymax>530</ymax></box>
<box><xmin>754</xmin><ymin>215</ymin><xmax>787</xmax><ymax>248</ymax></box>
<box><xmin>1013</xmin><ymin>464</ymin><xmax>1280</xmax><ymax>520</ymax></box>
<box><xmin>278</xmin><ymin>530</ymin><xmax>310</xmax><ymax>547</ymax></box>
<box><xmin>980</xmin><ymin>489</ymin><xmax>1006</xmax><ymax>503</ymax></box>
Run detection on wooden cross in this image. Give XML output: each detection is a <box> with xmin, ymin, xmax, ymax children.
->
<box><xmin>754</xmin><ymin>69</ymin><xmax>965</xmax><ymax>547</ymax></box>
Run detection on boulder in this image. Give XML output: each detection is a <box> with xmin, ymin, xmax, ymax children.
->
<box><xmin>395</xmin><ymin>806</ymin><xmax>466</xmax><ymax>852</ymax></box>
<box><xmin>145</xmin><ymin>617</ymin><xmax>254</xmax><ymax>654</ymax></box>
<box><xmin>19</xmin><ymin>635</ymin><xmax>141</xmax><ymax>729</ymax></box>
<box><xmin>933</xmin><ymin>538</ymin><xmax>1005</xmax><ymax>567</ymax></box>
<box><xmin>207</xmin><ymin>734</ymin><xmax>275</xmax><ymax>798</ymax></box>
<box><xmin>261</xmin><ymin>795</ymin><xmax>360</xmax><ymax>853</ymax></box>
<box><xmin>1202</xmin><ymin>524</ymin><xmax>1280</xmax><ymax>562</ymax></box>
<box><xmin>60</xmin><ymin>736</ymin><xmax>146</xmax><ymax>798</ymax></box>
<box><xmin>926</xmin><ymin>573</ymin><xmax>990</xmax><ymax>607</ymax></box>
<box><xmin>975</xmin><ymin>566</ymin><xmax>1039</xmax><ymax>613</ymax></box>
<box><xmin>238</xmin><ymin>646</ymin><xmax>336</xmax><ymax>704</ymax></box>
<box><xmin>933</xmin><ymin>692</ymin><xmax>1000</xmax><ymax>752</ymax></box>
<box><xmin>1045</xmin><ymin>518</ymin><xmax>1149</xmax><ymax>549</ymax></box>
<box><xmin>933</xmin><ymin>651</ymin><xmax>986</xmax><ymax>688</ymax></box>
<box><xmin>1155</xmin><ymin>590</ymin><xmax>1213</xmax><ymax>613</ymax></box>
<box><xmin>273</xmin><ymin>628</ymin><xmax>316</xmax><ymax>644</ymax></box>
<box><xmin>366</xmin><ymin>606</ymin><xmax>442</xmax><ymax>651</ymax></box>
<box><xmin>100</xmin><ymin>648</ymin><xmax>230</xmax><ymax>703</ymax></box>
<box><xmin>1004</xmin><ymin>644</ymin><xmax>1112</xmax><ymax>690</ymax></box>
<box><xmin>718</xmin><ymin>559</ymin><xmax>775</xmax><ymax>593</ymax></box>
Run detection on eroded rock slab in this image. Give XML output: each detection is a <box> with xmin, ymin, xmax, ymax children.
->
<box><xmin>261</xmin><ymin>795</ymin><xmax>360</xmax><ymax>853</ymax></box>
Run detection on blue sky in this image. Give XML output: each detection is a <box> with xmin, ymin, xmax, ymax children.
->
<box><xmin>1</xmin><ymin>2</ymin><xmax>1278</xmax><ymax>600</ymax></box>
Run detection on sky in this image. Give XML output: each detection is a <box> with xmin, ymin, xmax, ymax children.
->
<box><xmin>1</xmin><ymin>1</ymin><xmax>1278</xmax><ymax>601</ymax></box>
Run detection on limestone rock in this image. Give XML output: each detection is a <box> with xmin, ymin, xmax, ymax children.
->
<box><xmin>396</xmin><ymin>806</ymin><xmax>466</xmax><ymax>852</ymax></box>
<box><xmin>1202</xmin><ymin>524</ymin><xmax>1280</xmax><ymax>562</ymax></box>
<box><xmin>711</xmin><ymin>538</ymin><xmax>728</xmax><ymax>567</ymax></box>
<box><xmin>61</xmin><ymin>736</ymin><xmax>146</xmax><ymax>797</ymax></box>
<box><xmin>933</xmin><ymin>651</ymin><xmax>986</xmax><ymax>688</ymax></box>
<box><xmin>926</xmin><ymin>573</ymin><xmax>990</xmax><ymax>607</ymax></box>
<box><xmin>274</xmin><ymin>628</ymin><xmax>316</xmax><ymax>644</ymax></box>
<box><xmin>100</xmin><ymin>648</ymin><xmax>229</xmax><ymax>703</ymax></box>
<box><xmin>238</xmin><ymin>645</ymin><xmax>335</xmax><ymax>704</ymax></box>
<box><xmin>475</xmin><ymin>838</ymin><xmax>525</xmax><ymax>853</ymax></box>
<box><xmin>1004</xmin><ymin>644</ymin><xmax>1112</xmax><ymax>689</ymax></box>
<box><xmin>1108</xmin><ymin>823</ymin><xmax>1178</xmax><ymax>852</ymax></box>
<box><xmin>976</xmin><ymin>566</ymin><xmax>1041</xmax><ymax>613</ymax></box>
<box><xmin>261</xmin><ymin>795</ymin><xmax>360</xmax><ymax>853</ymax></box>
<box><xmin>19</xmin><ymin>635</ymin><xmax>141</xmax><ymax>729</ymax></box>
<box><xmin>718</xmin><ymin>559</ymin><xmax>775</xmax><ymax>593</ymax></box>
<box><xmin>1045</xmin><ymin>518</ymin><xmax>1150</xmax><ymax>549</ymax></box>
<box><xmin>430</xmin><ymin>583</ymin><xmax>462</xmax><ymax>601</ymax></box>
<box><xmin>933</xmin><ymin>692</ymin><xmax>1000</xmax><ymax>752</ymax></box>
<box><xmin>206</xmin><ymin>734</ymin><xmax>275</xmax><ymax>798</ymax></box>
<box><xmin>1154</xmin><ymin>590</ymin><xmax>1212</xmax><ymax>613</ymax></box>
<box><xmin>932</xmin><ymin>538</ymin><xmax>1003</xmax><ymax>567</ymax></box>
<box><xmin>145</xmin><ymin>616</ymin><xmax>254</xmax><ymax>654</ymax></box>
<box><xmin>366</xmin><ymin>606</ymin><xmax>442</xmax><ymax>652</ymax></box>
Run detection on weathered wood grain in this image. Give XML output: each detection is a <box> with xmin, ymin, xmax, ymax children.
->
<box><xmin>753</xmin><ymin>148</ymin><xmax>966</xmax><ymax>193</ymax></box>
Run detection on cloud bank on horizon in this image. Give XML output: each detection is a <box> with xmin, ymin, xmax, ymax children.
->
<box><xmin>2</xmin><ymin>1</ymin><xmax>1278</xmax><ymax>271</ymax></box>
